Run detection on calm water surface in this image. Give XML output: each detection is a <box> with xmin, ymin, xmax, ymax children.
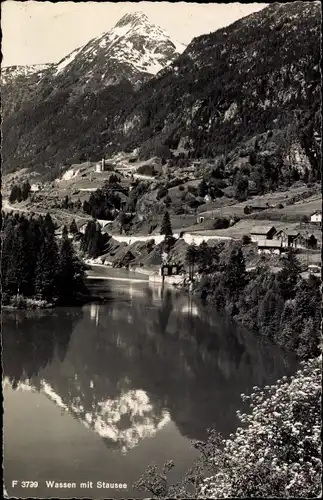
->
<box><xmin>3</xmin><ymin>268</ymin><xmax>299</xmax><ymax>498</ymax></box>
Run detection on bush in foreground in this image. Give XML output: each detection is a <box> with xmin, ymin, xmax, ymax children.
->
<box><xmin>134</xmin><ymin>356</ymin><xmax>322</xmax><ymax>498</ymax></box>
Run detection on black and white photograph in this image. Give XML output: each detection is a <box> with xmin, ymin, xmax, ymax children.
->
<box><xmin>1</xmin><ymin>1</ymin><xmax>322</xmax><ymax>498</ymax></box>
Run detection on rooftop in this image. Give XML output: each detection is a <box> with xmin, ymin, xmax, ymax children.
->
<box><xmin>250</xmin><ymin>225</ymin><xmax>276</xmax><ymax>235</ymax></box>
<box><xmin>276</xmin><ymin>229</ymin><xmax>299</xmax><ymax>237</ymax></box>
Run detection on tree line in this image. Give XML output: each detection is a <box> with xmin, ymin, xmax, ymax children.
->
<box><xmin>185</xmin><ymin>242</ymin><xmax>321</xmax><ymax>360</ymax></box>
<box><xmin>2</xmin><ymin>212</ymin><xmax>88</xmax><ymax>306</ymax></box>
<box><xmin>9</xmin><ymin>181</ymin><xmax>31</xmax><ymax>203</ymax></box>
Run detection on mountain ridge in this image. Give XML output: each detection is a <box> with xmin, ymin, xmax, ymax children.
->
<box><xmin>2</xmin><ymin>3</ymin><xmax>321</xmax><ymax>178</ymax></box>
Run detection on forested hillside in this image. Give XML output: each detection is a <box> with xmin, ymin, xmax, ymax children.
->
<box><xmin>116</xmin><ymin>2</ymin><xmax>320</xmax><ymax>169</ymax></box>
<box><xmin>2</xmin><ymin>2</ymin><xmax>321</xmax><ymax>179</ymax></box>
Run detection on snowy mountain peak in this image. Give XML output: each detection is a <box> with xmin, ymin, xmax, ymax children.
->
<box><xmin>115</xmin><ymin>11</ymin><xmax>149</xmax><ymax>28</ymax></box>
<box><xmin>52</xmin><ymin>12</ymin><xmax>186</xmax><ymax>87</ymax></box>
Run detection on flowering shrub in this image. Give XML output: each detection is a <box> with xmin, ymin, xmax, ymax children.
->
<box><xmin>200</xmin><ymin>356</ymin><xmax>322</xmax><ymax>498</ymax></box>
<box><xmin>133</xmin><ymin>357</ymin><xmax>322</xmax><ymax>498</ymax></box>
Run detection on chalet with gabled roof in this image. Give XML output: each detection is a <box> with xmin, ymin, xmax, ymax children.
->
<box><xmin>310</xmin><ymin>210</ymin><xmax>322</xmax><ymax>224</ymax></box>
<box><xmin>275</xmin><ymin>229</ymin><xmax>300</xmax><ymax>248</ymax></box>
<box><xmin>250</xmin><ymin>225</ymin><xmax>276</xmax><ymax>243</ymax></box>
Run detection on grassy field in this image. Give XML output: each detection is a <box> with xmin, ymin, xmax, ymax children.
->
<box><xmin>182</xmin><ymin>219</ymin><xmax>300</xmax><ymax>237</ymax></box>
<box><xmin>196</xmin><ymin>185</ymin><xmax>321</xmax><ymax>220</ymax></box>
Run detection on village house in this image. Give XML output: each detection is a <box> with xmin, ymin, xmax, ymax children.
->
<box><xmin>310</xmin><ymin>210</ymin><xmax>322</xmax><ymax>224</ymax></box>
<box><xmin>250</xmin><ymin>225</ymin><xmax>277</xmax><ymax>243</ymax></box>
<box><xmin>204</xmin><ymin>194</ymin><xmax>212</xmax><ymax>203</ymax></box>
<box><xmin>300</xmin><ymin>232</ymin><xmax>319</xmax><ymax>250</ymax></box>
<box><xmin>95</xmin><ymin>159</ymin><xmax>115</xmax><ymax>173</ymax></box>
<box><xmin>159</xmin><ymin>263</ymin><xmax>182</xmax><ymax>277</ymax></box>
<box><xmin>274</xmin><ymin>230</ymin><xmax>300</xmax><ymax>248</ymax></box>
<box><xmin>197</xmin><ymin>215</ymin><xmax>205</xmax><ymax>223</ymax></box>
<box><xmin>257</xmin><ymin>240</ymin><xmax>284</xmax><ymax>255</ymax></box>
<box><xmin>292</xmin><ymin>231</ymin><xmax>319</xmax><ymax>250</ymax></box>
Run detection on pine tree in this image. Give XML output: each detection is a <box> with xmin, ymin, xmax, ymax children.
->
<box><xmin>44</xmin><ymin>213</ymin><xmax>55</xmax><ymax>235</ymax></box>
<box><xmin>198</xmin><ymin>179</ymin><xmax>208</xmax><ymax>197</ymax></box>
<box><xmin>9</xmin><ymin>185</ymin><xmax>18</xmax><ymax>203</ymax></box>
<box><xmin>35</xmin><ymin>233</ymin><xmax>59</xmax><ymax>301</ymax></box>
<box><xmin>4</xmin><ymin>221</ymin><xmax>30</xmax><ymax>295</ymax></box>
<box><xmin>25</xmin><ymin>217</ymin><xmax>43</xmax><ymax>293</ymax></box>
<box><xmin>62</xmin><ymin>225</ymin><xmax>68</xmax><ymax>239</ymax></box>
<box><xmin>21</xmin><ymin>180</ymin><xmax>31</xmax><ymax>201</ymax></box>
<box><xmin>160</xmin><ymin>211</ymin><xmax>173</xmax><ymax>238</ymax></box>
<box><xmin>223</xmin><ymin>246</ymin><xmax>247</xmax><ymax>297</ymax></box>
<box><xmin>83</xmin><ymin>200</ymin><xmax>91</xmax><ymax>214</ymax></box>
<box><xmin>276</xmin><ymin>249</ymin><xmax>302</xmax><ymax>300</ymax></box>
<box><xmin>16</xmin><ymin>186</ymin><xmax>23</xmax><ymax>203</ymax></box>
<box><xmin>257</xmin><ymin>284</ymin><xmax>285</xmax><ymax>338</ymax></box>
<box><xmin>249</xmin><ymin>150</ymin><xmax>257</xmax><ymax>166</ymax></box>
<box><xmin>57</xmin><ymin>237</ymin><xmax>78</xmax><ymax>304</ymax></box>
<box><xmin>70</xmin><ymin>219</ymin><xmax>78</xmax><ymax>234</ymax></box>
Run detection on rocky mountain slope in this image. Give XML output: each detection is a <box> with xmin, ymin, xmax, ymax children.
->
<box><xmin>1</xmin><ymin>12</ymin><xmax>185</xmax><ymax>173</ymax></box>
<box><xmin>2</xmin><ymin>2</ymin><xmax>321</xmax><ymax>178</ymax></box>
<box><xmin>115</xmin><ymin>2</ymin><xmax>320</xmax><ymax>167</ymax></box>
<box><xmin>1</xmin><ymin>64</ymin><xmax>52</xmax><ymax>85</ymax></box>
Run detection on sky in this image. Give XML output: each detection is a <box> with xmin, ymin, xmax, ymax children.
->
<box><xmin>1</xmin><ymin>1</ymin><xmax>267</xmax><ymax>67</ymax></box>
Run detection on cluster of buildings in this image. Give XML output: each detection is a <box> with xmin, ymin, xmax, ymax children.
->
<box><xmin>250</xmin><ymin>214</ymin><xmax>321</xmax><ymax>255</ymax></box>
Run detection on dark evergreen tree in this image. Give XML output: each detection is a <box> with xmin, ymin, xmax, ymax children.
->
<box><xmin>276</xmin><ymin>249</ymin><xmax>302</xmax><ymax>300</ymax></box>
<box><xmin>4</xmin><ymin>220</ymin><xmax>30</xmax><ymax>295</ymax></box>
<box><xmin>57</xmin><ymin>237</ymin><xmax>86</xmax><ymax>304</ymax></box>
<box><xmin>70</xmin><ymin>219</ymin><xmax>78</xmax><ymax>234</ymax></box>
<box><xmin>257</xmin><ymin>283</ymin><xmax>285</xmax><ymax>338</ymax></box>
<box><xmin>16</xmin><ymin>186</ymin><xmax>23</xmax><ymax>203</ymax></box>
<box><xmin>35</xmin><ymin>232</ymin><xmax>59</xmax><ymax>301</ymax></box>
<box><xmin>198</xmin><ymin>179</ymin><xmax>208</xmax><ymax>197</ymax></box>
<box><xmin>62</xmin><ymin>225</ymin><xmax>68</xmax><ymax>239</ymax></box>
<box><xmin>223</xmin><ymin>246</ymin><xmax>247</xmax><ymax>297</ymax></box>
<box><xmin>44</xmin><ymin>213</ymin><xmax>55</xmax><ymax>235</ymax></box>
<box><xmin>160</xmin><ymin>211</ymin><xmax>173</xmax><ymax>237</ymax></box>
<box><xmin>9</xmin><ymin>185</ymin><xmax>18</xmax><ymax>203</ymax></box>
<box><xmin>83</xmin><ymin>200</ymin><xmax>91</xmax><ymax>214</ymax></box>
<box><xmin>81</xmin><ymin>220</ymin><xmax>105</xmax><ymax>258</ymax></box>
<box><xmin>21</xmin><ymin>180</ymin><xmax>31</xmax><ymax>201</ymax></box>
<box><xmin>249</xmin><ymin>150</ymin><xmax>257</xmax><ymax>166</ymax></box>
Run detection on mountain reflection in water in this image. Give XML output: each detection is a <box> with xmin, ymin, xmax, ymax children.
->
<box><xmin>3</xmin><ymin>277</ymin><xmax>298</xmax><ymax>498</ymax></box>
